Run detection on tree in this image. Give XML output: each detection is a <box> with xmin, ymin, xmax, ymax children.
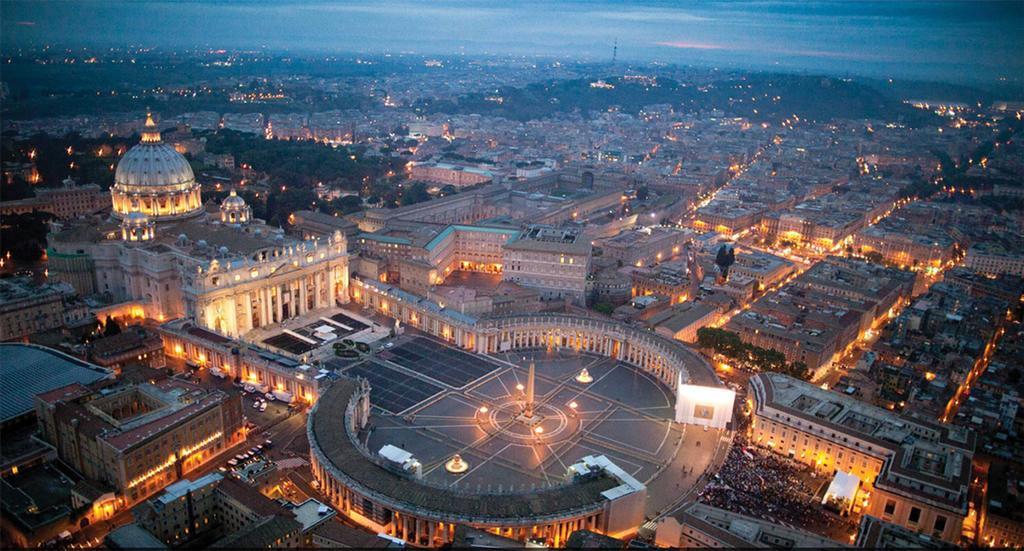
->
<box><xmin>103</xmin><ymin>315</ymin><xmax>122</xmax><ymax>337</ymax></box>
<box><xmin>697</xmin><ymin>327</ymin><xmax>811</xmax><ymax>380</ymax></box>
<box><xmin>697</xmin><ymin>327</ymin><xmax>745</xmax><ymax>356</ymax></box>
<box><xmin>715</xmin><ymin>244</ymin><xmax>736</xmax><ymax>279</ymax></box>
<box><xmin>593</xmin><ymin>303</ymin><xmax>615</xmax><ymax>315</ymax></box>
<box><xmin>864</xmin><ymin>251</ymin><xmax>884</xmax><ymax>264</ymax></box>
<box><xmin>786</xmin><ymin>361</ymin><xmax>811</xmax><ymax>381</ymax></box>
<box><xmin>399</xmin><ymin>182</ymin><xmax>431</xmax><ymax>206</ymax></box>
<box><xmin>1</xmin><ymin>211</ymin><xmax>53</xmax><ymax>262</ymax></box>
<box><xmin>2</xmin><ymin>177</ymin><xmax>35</xmax><ymax>201</ymax></box>
<box><xmin>324</xmin><ymin>195</ymin><xmax>362</xmax><ymax>215</ymax></box>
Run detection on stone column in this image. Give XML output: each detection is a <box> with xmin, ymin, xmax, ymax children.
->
<box><xmin>242</xmin><ymin>291</ymin><xmax>254</xmax><ymax>333</ymax></box>
<box><xmin>300</xmin><ymin>278</ymin><xmax>308</xmax><ymax>315</ymax></box>
<box><xmin>315</xmin><ymin>271</ymin><xmax>325</xmax><ymax>309</ymax></box>
<box><xmin>274</xmin><ymin>285</ymin><xmax>283</xmax><ymax>322</ymax></box>
<box><xmin>225</xmin><ymin>296</ymin><xmax>238</xmax><ymax>337</ymax></box>
<box><xmin>260</xmin><ymin>288</ymin><xmax>270</xmax><ymax>327</ymax></box>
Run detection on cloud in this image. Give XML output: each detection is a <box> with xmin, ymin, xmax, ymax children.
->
<box><xmin>655</xmin><ymin>40</ymin><xmax>889</xmax><ymax>61</ymax></box>
<box><xmin>592</xmin><ymin>9</ymin><xmax>711</xmax><ymax>23</ymax></box>
<box><xmin>291</xmin><ymin>2</ymin><xmax>508</xmax><ymax>20</ymax></box>
<box><xmin>655</xmin><ymin>41</ymin><xmax>729</xmax><ymax>51</ymax></box>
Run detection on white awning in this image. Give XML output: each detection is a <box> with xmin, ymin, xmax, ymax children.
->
<box><xmin>822</xmin><ymin>470</ymin><xmax>860</xmax><ymax>511</ymax></box>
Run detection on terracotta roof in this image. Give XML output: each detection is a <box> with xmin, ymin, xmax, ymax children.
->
<box><xmin>215</xmin><ymin>477</ymin><xmax>285</xmax><ymax>517</ymax></box>
<box><xmin>311</xmin><ymin>520</ymin><xmax>387</xmax><ymax>548</ymax></box>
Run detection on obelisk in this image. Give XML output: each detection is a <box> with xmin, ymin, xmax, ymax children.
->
<box><xmin>524</xmin><ymin>360</ymin><xmax>536</xmax><ymax>418</ymax></box>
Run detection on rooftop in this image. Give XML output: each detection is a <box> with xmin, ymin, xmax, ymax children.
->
<box><xmin>673</xmin><ymin>502</ymin><xmax>848</xmax><ymax>549</ymax></box>
<box><xmin>504</xmin><ymin>225</ymin><xmax>591</xmax><ymax>255</ymax></box>
<box><xmin>0</xmin><ymin>344</ymin><xmax>113</xmax><ymax>423</ymax></box>
<box><xmin>751</xmin><ymin>372</ymin><xmax>974</xmax><ymax>454</ymax></box>
<box><xmin>0</xmin><ymin>277</ymin><xmax>73</xmax><ymax>307</ymax></box>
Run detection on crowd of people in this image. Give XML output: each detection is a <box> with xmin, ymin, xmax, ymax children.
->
<box><xmin>698</xmin><ymin>444</ymin><xmax>854</xmax><ymax>535</ymax></box>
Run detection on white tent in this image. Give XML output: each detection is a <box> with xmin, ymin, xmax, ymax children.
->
<box><xmin>822</xmin><ymin>470</ymin><xmax>860</xmax><ymax>513</ymax></box>
<box><xmin>379</xmin><ymin>444</ymin><xmax>413</xmax><ymax>465</ymax></box>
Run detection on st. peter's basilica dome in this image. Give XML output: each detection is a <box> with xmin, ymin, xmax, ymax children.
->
<box><xmin>111</xmin><ymin>113</ymin><xmax>203</xmax><ymax>221</ymax></box>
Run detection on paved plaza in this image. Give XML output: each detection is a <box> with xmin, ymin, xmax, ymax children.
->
<box><xmin>338</xmin><ymin>337</ymin><xmax>715</xmax><ymax>507</ymax></box>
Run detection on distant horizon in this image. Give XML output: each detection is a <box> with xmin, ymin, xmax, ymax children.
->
<box><xmin>3</xmin><ymin>0</ymin><xmax>1023</xmax><ymax>88</ymax></box>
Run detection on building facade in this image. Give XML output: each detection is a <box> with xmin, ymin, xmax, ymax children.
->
<box><xmin>34</xmin><ymin>379</ymin><xmax>245</xmax><ymax>508</ymax></box>
<box><xmin>749</xmin><ymin>373</ymin><xmax>975</xmax><ymax>544</ymax></box>
<box><xmin>502</xmin><ymin>226</ymin><xmax>592</xmax><ymax>305</ymax></box>
<box><xmin>0</xmin><ymin>278</ymin><xmax>80</xmax><ymax>340</ymax></box>
<box><xmin>964</xmin><ymin>242</ymin><xmax>1024</xmax><ymax>277</ymax></box>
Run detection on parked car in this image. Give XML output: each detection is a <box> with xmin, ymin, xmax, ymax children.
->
<box><xmin>259</xmin><ymin>402</ymin><xmax>268</xmax><ymax>412</ymax></box>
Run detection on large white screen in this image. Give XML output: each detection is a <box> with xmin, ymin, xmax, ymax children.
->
<box><xmin>675</xmin><ymin>378</ymin><xmax>735</xmax><ymax>429</ymax></box>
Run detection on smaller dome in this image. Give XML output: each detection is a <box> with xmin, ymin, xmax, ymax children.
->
<box><xmin>120</xmin><ymin>210</ymin><xmax>154</xmax><ymax>242</ymax></box>
<box><xmin>219</xmin><ymin>188</ymin><xmax>253</xmax><ymax>226</ymax></box>
<box><xmin>222</xmin><ymin>189</ymin><xmax>246</xmax><ymax>207</ymax></box>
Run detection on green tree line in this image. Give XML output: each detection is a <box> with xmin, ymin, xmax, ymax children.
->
<box><xmin>697</xmin><ymin>327</ymin><xmax>811</xmax><ymax>381</ymax></box>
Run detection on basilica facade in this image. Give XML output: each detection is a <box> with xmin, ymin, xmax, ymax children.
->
<box><xmin>48</xmin><ymin>114</ymin><xmax>350</xmax><ymax>338</ymax></box>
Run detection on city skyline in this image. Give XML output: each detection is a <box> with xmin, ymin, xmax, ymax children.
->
<box><xmin>3</xmin><ymin>0</ymin><xmax>1023</xmax><ymax>86</ymax></box>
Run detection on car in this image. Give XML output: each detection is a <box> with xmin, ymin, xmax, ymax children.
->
<box><xmin>249</xmin><ymin>447</ymin><xmax>259</xmax><ymax>455</ymax></box>
<box><xmin>235</xmin><ymin>454</ymin><xmax>245</xmax><ymax>461</ymax></box>
<box><xmin>383</xmin><ymin>342</ymin><xmax>394</xmax><ymax>349</ymax></box>
<box><xmin>259</xmin><ymin>402</ymin><xmax>268</xmax><ymax>412</ymax></box>
<box><xmin>252</xmin><ymin>401</ymin><xmax>261</xmax><ymax>409</ymax></box>
<box><xmin>264</xmin><ymin>439</ymin><xmax>274</xmax><ymax>448</ymax></box>
<box><xmin>264</xmin><ymin>393</ymin><xmax>275</xmax><ymax>401</ymax></box>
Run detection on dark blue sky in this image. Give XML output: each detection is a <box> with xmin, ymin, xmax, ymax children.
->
<box><xmin>3</xmin><ymin>1</ymin><xmax>1022</xmax><ymax>85</ymax></box>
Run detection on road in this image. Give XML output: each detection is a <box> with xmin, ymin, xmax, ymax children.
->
<box><xmin>649</xmin><ymin>426</ymin><xmax>733</xmax><ymax>521</ymax></box>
